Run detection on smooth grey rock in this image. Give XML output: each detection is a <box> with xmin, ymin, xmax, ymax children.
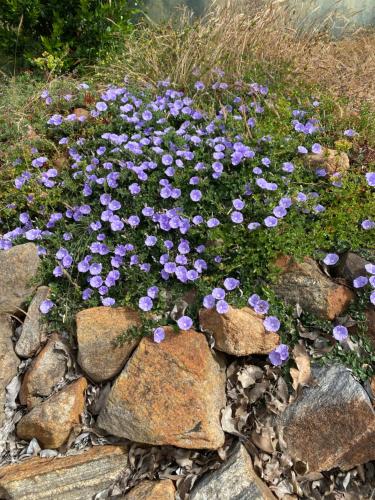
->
<box><xmin>0</xmin><ymin>316</ymin><xmax>20</xmax><ymax>427</ymax></box>
<box><xmin>190</xmin><ymin>443</ymin><xmax>276</xmax><ymax>500</ymax></box>
<box><xmin>278</xmin><ymin>364</ymin><xmax>375</xmax><ymax>471</ymax></box>
<box><xmin>0</xmin><ymin>445</ymin><xmax>127</xmax><ymax>499</ymax></box>
<box><xmin>15</xmin><ymin>286</ymin><xmax>49</xmax><ymax>358</ymax></box>
<box><xmin>0</xmin><ymin>243</ymin><xmax>40</xmax><ymax>315</ymax></box>
<box><xmin>333</xmin><ymin>252</ymin><xmax>370</xmax><ymax>283</ymax></box>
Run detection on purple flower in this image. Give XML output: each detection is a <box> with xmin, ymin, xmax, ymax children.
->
<box><xmin>362</xmin><ymin>219</ymin><xmax>374</xmax><ymax>230</ymax></box>
<box><xmin>353</xmin><ymin>276</ymin><xmax>368</xmax><ymax>288</ymax></box>
<box><xmin>47</xmin><ymin>114</ymin><xmax>63</xmax><ymax>126</ymax></box>
<box><xmin>254</xmin><ymin>300</ymin><xmax>269</xmax><ymax>315</ymax></box>
<box><xmin>177</xmin><ymin>315</ymin><xmax>193</xmax><ymax>330</ymax></box>
<box><xmin>370</xmin><ymin>291</ymin><xmax>375</xmax><ymax>305</ymax></box>
<box><xmin>203</xmin><ymin>294</ymin><xmax>215</xmax><ymax>308</ymax></box>
<box><xmin>207</xmin><ymin>218</ymin><xmax>220</xmax><ymax>228</ymax></box>
<box><xmin>233</xmin><ymin>199</ymin><xmax>245</xmax><ymax>210</ymax></box>
<box><xmin>248</xmin><ymin>222</ymin><xmax>260</xmax><ymax>231</ymax></box>
<box><xmin>273</xmin><ymin>206</ymin><xmax>287</xmax><ymax>218</ymax></box>
<box><xmin>82</xmin><ymin>288</ymin><xmax>93</xmax><ymax>300</ymax></box>
<box><xmin>263</xmin><ymin>316</ymin><xmax>280</xmax><ymax>332</ymax></box>
<box><xmin>323</xmin><ymin>253</ymin><xmax>339</xmax><ymax>266</ymax></box>
<box><xmin>366</xmin><ymin>172</ymin><xmax>375</xmax><ymax>187</ymax></box>
<box><xmin>268</xmin><ymin>344</ymin><xmax>289</xmax><ymax>366</ymax></box>
<box><xmin>248</xmin><ymin>294</ymin><xmax>260</xmax><ymax>307</ymax></box>
<box><xmin>153</xmin><ymin>327</ymin><xmax>165</xmax><ymax>343</ymax></box>
<box><xmin>224</xmin><ymin>277</ymin><xmax>239</xmax><ymax>291</ymax></box>
<box><xmin>231</xmin><ymin>211</ymin><xmax>243</xmax><ymax>223</ymax></box>
<box><xmin>311</xmin><ymin>143</ymin><xmax>322</xmax><ymax>154</ymax></box>
<box><xmin>139</xmin><ymin>296</ymin><xmax>153</xmax><ymax>311</ymax></box>
<box><xmin>365</xmin><ymin>264</ymin><xmax>375</xmax><ymax>274</ymax></box>
<box><xmin>216</xmin><ymin>299</ymin><xmax>229</xmax><ymax>314</ymax></box>
<box><xmin>90</xmin><ymin>276</ymin><xmax>103</xmax><ymax>288</ymax></box>
<box><xmin>282</xmin><ymin>162</ymin><xmax>294</xmax><ymax>173</ymax></box>
<box><xmin>102</xmin><ymin>297</ymin><xmax>115</xmax><ymax>306</ymax></box>
<box><xmin>190</xmin><ymin>189</ymin><xmax>202</xmax><ymax>202</ymax></box>
<box><xmin>264</xmin><ymin>216</ymin><xmax>278</xmax><ymax>228</ymax></box>
<box><xmin>96</xmin><ymin>102</ymin><xmax>108</xmax><ymax>112</ymax></box>
<box><xmin>147</xmin><ymin>286</ymin><xmax>159</xmax><ymax>299</ymax></box>
<box><xmin>332</xmin><ymin>325</ymin><xmax>348</xmax><ymax>342</ymax></box>
<box><xmin>344</xmin><ymin>129</ymin><xmax>357</xmax><ymax>137</ymax></box>
<box><xmin>39</xmin><ymin>299</ymin><xmax>54</xmax><ymax>314</ymax></box>
<box><xmin>212</xmin><ymin>287</ymin><xmax>226</xmax><ymax>300</ymax></box>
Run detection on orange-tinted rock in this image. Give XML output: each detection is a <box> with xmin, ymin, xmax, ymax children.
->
<box><xmin>0</xmin><ymin>445</ymin><xmax>127</xmax><ymax>500</ymax></box>
<box><xmin>305</xmin><ymin>148</ymin><xmax>350</xmax><ymax>175</ymax></box>
<box><xmin>190</xmin><ymin>443</ymin><xmax>276</xmax><ymax>499</ymax></box>
<box><xmin>199</xmin><ymin>306</ymin><xmax>279</xmax><ymax>356</ymax></box>
<box><xmin>0</xmin><ymin>243</ymin><xmax>40</xmax><ymax>315</ymax></box>
<box><xmin>17</xmin><ymin>378</ymin><xmax>87</xmax><ymax>449</ymax></box>
<box><xmin>274</xmin><ymin>256</ymin><xmax>354</xmax><ymax>320</ymax></box>
<box><xmin>76</xmin><ymin>307</ymin><xmax>141</xmax><ymax>382</ymax></box>
<box><xmin>98</xmin><ymin>328</ymin><xmax>226</xmax><ymax>449</ymax></box>
<box><xmin>19</xmin><ymin>333</ymin><xmax>69</xmax><ymax>409</ymax></box>
<box><xmin>0</xmin><ymin>315</ymin><xmax>20</xmax><ymax>426</ymax></box>
<box><xmin>278</xmin><ymin>365</ymin><xmax>375</xmax><ymax>472</ymax></box>
<box><xmin>124</xmin><ymin>479</ymin><xmax>175</xmax><ymax>499</ymax></box>
<box><xmin>72</xmin><ymin>108</ymin><xmax>90</xmax><ymax>120</ymax></box>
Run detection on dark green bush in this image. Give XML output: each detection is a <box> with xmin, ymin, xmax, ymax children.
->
<box><xmin>0</xmin><ymin>0</ymin><xmax>140</xmax><ymax>72</ymax></box>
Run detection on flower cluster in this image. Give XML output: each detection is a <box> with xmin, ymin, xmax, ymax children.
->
<box><xmin>1</xmin><ymin>76</ymin><xmax>373</xmax><ymax>362</ymax></box>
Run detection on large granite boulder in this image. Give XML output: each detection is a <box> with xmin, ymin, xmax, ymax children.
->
<box><xmin>98</xmin><ymin>327</ymin><xmax>226</xmax><ymax>449</ymax></box>
<box><xmin>278</xmin><ymin>364</ymin><xmax>375</xmax><ymax>471</ymax></box>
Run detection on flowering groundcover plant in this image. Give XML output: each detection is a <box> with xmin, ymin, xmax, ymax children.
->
<box><xmin>0</xmin><ymin>75</ymin><xmax>374</xmax><ymax>369</ymax></box>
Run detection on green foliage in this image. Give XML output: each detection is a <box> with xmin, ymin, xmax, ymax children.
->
<box><xmin>0</xmin><ymin>0</ymin><xmax>140</xmax><ymax>73</ymax></box>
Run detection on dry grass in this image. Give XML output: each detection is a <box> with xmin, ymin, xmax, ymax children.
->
<box><xmin>98</xmin><ymin>0</ymin><xmax>375</xmax><ymax>107</ymax></box>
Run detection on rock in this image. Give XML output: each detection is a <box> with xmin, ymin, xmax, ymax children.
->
<box><xmin>0</xmin><ymin>445</ymin><xmax>127</xmax><ymax>500</ymax></box>
<box><xmin>73</xmin><ymin>108</ymin><xmax>90</xmax><ymax>120</ymax></box>
<box><xmin>19</xmin><ymin>333</ymin><xmax>70</xmax><ymax>409</ymax></box>
<box><xmin>333</xmin><ymin>252</ymin><xmax>370</xmax><ymax>283</ymax></box>
<box><xmin>0</xmin><ymin>243</ymin><xmax>40</xmax><ymax>315</ymax></box>
<box><xmin>305</xmin><ymin>148</ymin><xmax>350</xmax><ymax>175</ymax></box>
<box><xmin>15</xmin><ymin>286</ymin><xmax>50</xmax><ymax>358</ymax></box>
<box><xmin>190</xmin><ymin>442</ymin><xmax>276</xmax><ymax>500</ymax></box>
<box><xmin>98</xmin><ymin>327</ymin><xmax>226</xmax><ymax>449</ymax></box>
<box><xmin>124</xmin><ymin>479</ymin><xmax>175</xmax><ymax>499</ymax></box>
<box><xmin>278</xmin><ymin>364</ymin><xmax>375</xmax><ymax>472</ymax></box>
<box><xmin>17</xmin><ymin>377</ymin><xmax>87</xmax><ymax>449</ymax></box>
<box><xmin>274</xmin><ymin>256</ymin><xmax>354</xmax><ymax>320</ymax></box>
<box><xmin>199</xmin><ymin>306</ymin><xmax>279</xmax><ymax>356</ymax></box>
<box><xmin>0</xmin><ymin>315</ymin><xmax>20</xmax><ymax>426</ymax></box>
<box><xmin>76</xmin><ymin>306</ymin><xmax>141</xmax><ymax>382</ymax></box>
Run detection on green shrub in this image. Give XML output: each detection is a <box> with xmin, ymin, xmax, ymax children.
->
<box><xmin>0</xmin><ymin>0</ymin><xmax>140</xmax><ymax>73</ymax></box>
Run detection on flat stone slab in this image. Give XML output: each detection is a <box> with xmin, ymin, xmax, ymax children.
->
<box><xmin>0</xmin><ymin>445</ymin><xmax>127</xmax><ymax>499</ymax></box>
